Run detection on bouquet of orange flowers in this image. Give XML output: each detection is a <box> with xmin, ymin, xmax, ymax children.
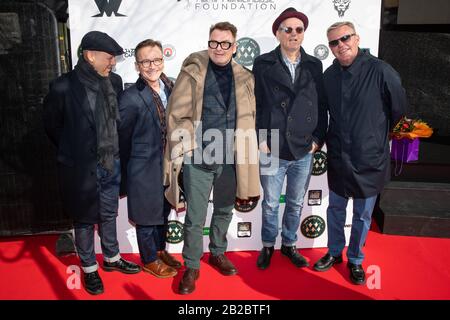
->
<box><xmin>391</xmin><ymin>117</ymin><xmax>433</xmax><ymax>140</ymax></box>
<box><xmin>391</xmin><ymin>117</ymin><xmax>433</xmax><ymax>172</ymax></box>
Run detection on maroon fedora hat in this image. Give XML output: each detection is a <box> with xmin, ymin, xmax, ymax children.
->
<box><xmin>272</xmin><ymin>7</ymin><xmax>309</xmax><ymax>35</ymax></box>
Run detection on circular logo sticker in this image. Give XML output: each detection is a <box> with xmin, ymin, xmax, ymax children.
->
<box><xmin>312</xmin><ymin>150</ymin><xmax>327</xmax><ymax>176</ymax></box>
<box><xmin>301</xmin><ymin>215</ymin><xmax>326</xmax><ymax>238</ymax></box>
<box><xmin>235</xmin><ymin>37</ymin><xmax>260</xmax><ymax>67</ymax></box>
<box><xmin>166</xmin><ymin>220</ymin><xmax>184</xmax><ymax>244</ymax></box>
<box><xmin>314</xmin><ymin>44</ymin><xmax>329</xmax><ymax>60</ymax></box>
<box><xmin>234</xmin><ymin>197</ymin><xmax>259</xmax><ymax>213</ymax></box>
<box><xmin>162</xmin><ymin>44</ymin><xmax>176</xmax><ymax>61</ymax></box>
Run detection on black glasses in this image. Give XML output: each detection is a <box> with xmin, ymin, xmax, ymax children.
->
<box><xmin>279</xmin><ymin>26</ymin><xmax>304</xmax><ymax>34</ymax></box>
<box><xmin>136</xmin><ymin>57</ymin><xmax>164</xmax><ymax>67</ymax></box>
<box><xmin>328</xmin><ymin>33</ymin><xmax>356</xmax><ymax>47</ymax></box>
<box><xmin>208</xmin><ymin>40</ymin><xmax>233</xmax><ymax>50</ymax></box>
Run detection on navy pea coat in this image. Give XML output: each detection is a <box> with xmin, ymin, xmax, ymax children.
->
<box><xmin>118</xmin><ymin>77</ymin><xmax>170</xmax><ymax>225</ymax></box>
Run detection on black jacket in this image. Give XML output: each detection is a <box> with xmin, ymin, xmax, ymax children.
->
<box><xmin>118</xmin><ymin>77</ymin><xmax>171</xmax><ymax>225</ymax></box>
<box><xmin>253</xmin><ymin>46</ymin><xmax>327</xmax><ymax>160</ymax></box>
<box><xmin>324</xmin><ymin>49</ymin><xmax>407</xmax><ymax>198</ymax></box>
<box><xmin>43</xmin><ymin>71</ymin><xmax>123</xmax><ymax>223</ymax></box>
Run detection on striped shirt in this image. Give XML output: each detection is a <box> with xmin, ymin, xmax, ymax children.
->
<box><xmin>282</xmin><ymin>53</ymin><xmax>301</xmax><ymax>83</ymax></box>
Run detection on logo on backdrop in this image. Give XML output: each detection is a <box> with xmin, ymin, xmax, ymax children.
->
<box><xmin>314</xmin><ymin>44</ymin><xmax>329</xmax><ymax>60</ymax></box>
<box><xmin>235</xmin><ymin>38</ymin><xmax>260</xmax><ymax>67</ymax></box>
<box><xmin>308</xmin><ymin>190</ymin><xmax>322</xmax><ymax>206</ymax></box>
<box><xmin>234</xmin><ymin>197</ymin><xmax>258</xmax><ymax>213</ymax></box>
<box><xmin>332</xmin><ymin>0</ymin><xmax>351</xmax><ymax>18</ymax></box>
<box><xmin>123</xmin><ymin>48</ymin><xmax>135</xmax><ymax>58</ymax></box>
<box><xmin>92</xmin><ymin>0</ymin><xmax>126</xmax><ymax>17</ymax></box>
<box><xmin>301</xmin><ymin>215</ymin><xmax>326</xmax><ymax>238</ymax></box>
<box><xmin>181</xmin><ymin>0</ymin><xmax>277</xmax><ymax>11</ymax></box>
<box><xmin>163</xmin><ymin>44</ymin><xmax>176</xmax><ymax>61</ymax></box>
<box><xmin>166</xmin><ymin>220</ymin><xmax>184</xmax><ymax>244</ymax></box>
<box><xmin>312</xmin><ymin>151</ymin><xmax>327</xmax><ymax>176</ymax></box>
<box><xmin>237</xmin><ymin>222</ymin><xmax>252</xmax><ymax>238</ymax></box>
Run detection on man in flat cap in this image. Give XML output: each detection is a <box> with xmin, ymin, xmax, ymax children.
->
<box><xmin>253</xmin><ymin>8</ymin><xmax>327</xmax><ymax>270</ymax></box>
<box><xmin>43</xmin><ymin>31</ymin><xmax>141</xmax><ymax>295</ymax></box>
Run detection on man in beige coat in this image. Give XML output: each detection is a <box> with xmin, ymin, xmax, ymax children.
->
<box><xmin>164</xmin><ymin>22</ymin><xmax>260</xmax><ymax>294</ymax></box>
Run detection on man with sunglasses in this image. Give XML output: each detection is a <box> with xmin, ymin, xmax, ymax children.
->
<box><xmin>252</xmin><ymin>7</ymin><xmax>327</xmax><ymax>270</ymax></box>
<box><xmin>313</xmin><ymin>22</ymin><xmax>407</xmax><ymax>285</ymax></box>
<box><xmin>165</xmin><ymin>22</ymin><xmax>260</xmax><ymax>294</ymax></box>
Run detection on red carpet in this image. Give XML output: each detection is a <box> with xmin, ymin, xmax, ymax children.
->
<box><xmin>0</xmin><ymin>227</ymin><xmax>449</xmax><ymax>300</ymax></box>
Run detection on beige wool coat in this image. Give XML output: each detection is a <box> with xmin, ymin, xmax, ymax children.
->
<box><xmin>164</xmin><ymin>50</ymin><xmax>260</xmax><ymax>210</ymax></box>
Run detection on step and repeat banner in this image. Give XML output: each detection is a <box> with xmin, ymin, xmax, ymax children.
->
<box><xmin>68</xmin><ymin>0</ymin><xmax>382</xmax><ymax>253</ymax></box>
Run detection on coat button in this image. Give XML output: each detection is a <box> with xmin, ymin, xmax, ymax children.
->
<box><xmin>286</xmin><ymin>131</ymin><xmax>291</xmax><ymax>137</ymax></box>
<box><xmin>288</xmin><ymin>116</ymin><xmax>293</xmax><ymax>121</ymax></box>
<box><xmin>306</xmin><ymin>117</ymin><xmax>312</xmax><ymax>122</ymax></box>
<box><xmin>308</xmin><ymin>101</ymin><xmax>313</xmax><ymax>106</ymax></box>
<box><xmin>281</xmin><ymin>102</ymin><xmax>286</xmax><ymax>108</ymax></box>
<box><xmin>274</xmin><ymin>86</ymin><xmax>279</xmax><ymax>91</ymax></box>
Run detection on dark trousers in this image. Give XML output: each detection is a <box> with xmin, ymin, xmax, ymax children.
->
<box><xmin>182</xmin><ymin>163</ymin><xmax>236</xmax><ymax>269</ymax></box>
<box><xmin>135</xmin><ymin>198</ymin><xmax>172</xmax><ymax>265</ymax></box>
<box><xmin>74</xmin><ymin>158</ymin><xmax>121</xmax><ymax>272</ymax></box>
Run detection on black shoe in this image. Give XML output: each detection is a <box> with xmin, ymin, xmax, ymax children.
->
<box><xmin>256</xmin><ymin>246</ymin><xmax>274</xmax><ymax>270</ymax></box>
<box><xmin>103</xmin><ymin>258</ymin><xmax>141</xmax><ymax>274</ymax></box>
<box><xmin>313</xmin><ymin>253</ymin><xmax>343</xmax><ymax>272</ymax></box>
<box><xmin>83</xmin><ymin>271</ymin><xmax>104</xmax><ymax>295</ymax></box>
<box><xmin>347</xmin><ymin>262</ymin><xmax>366</xmax><ymax>285</ymax></box>
<box><xmin>280</xmin><ymin>245</ymin><xmax>309</xmax><ymax>268</ymax></box>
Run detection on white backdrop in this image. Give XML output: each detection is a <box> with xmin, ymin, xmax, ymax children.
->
<box><xmin>68</xmin><ymin>0</ymin><xmax>382</xmax><ymax>253</ymax></box>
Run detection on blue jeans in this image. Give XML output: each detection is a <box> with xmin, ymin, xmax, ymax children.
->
<box><xmin>74</xmin><ymin>158</ymin><xmax>121</xmax><ymax>273</ymax></box>
<box><xmin>327</xmin><ymin>190</ymin><xmax>377</xmax><ymax>265</ymax></box>
<box><xmin>136</xmin><ymin>198</ymin><xmax>172</xmax><ymax>265</ymax></box>
<box><xmin>259</xmin><ymin>153</ymin><xmax>313</xmax><ymax>247</ymax></box>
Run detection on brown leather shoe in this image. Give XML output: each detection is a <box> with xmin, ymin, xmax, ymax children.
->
<box><xmin>143</xmin><ymin>258</ymin><xmax>177</xmax><ymax>278</ymax></box>
<box><xmin>179</xmin><ymin>268</ymin><xmax>200</xmax><ymax>295</ymax></box>
<box><xmin>208</xmin><ymin>254</ymin><xmax>238</xmax><ymax>276</ymax></box>
<box><xmin>158</xmin><ymin>250</ymin><xmax>182</xmax><ymax>269</ymax></box>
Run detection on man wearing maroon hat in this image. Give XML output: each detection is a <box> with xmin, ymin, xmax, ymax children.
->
<box><xmin>253</xmin><ymin>8</ymin><xmax>327</xmax><ymax>270</ymax></box>
<box><xmin>43</xmin><ymin>31</ymin><xmax>141</xmax><ymax>295</ymax></box>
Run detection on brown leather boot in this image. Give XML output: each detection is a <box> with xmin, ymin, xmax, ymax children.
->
<box><xmin>208</xmin><ymin>254</ymin><xmax>238</xmax><ymax>275</ymax></box>
<box><xmin>179</xmin><ymin>268</ymin><xmax>200</xmax><ymax>295</ymax></box>
<box><xmin>157</xmin><ymin>250</ymin><xmax>182</xmax><ymax>269</ymax></box>
<box><xmin>143</xmin><ymin>258</ymin><xmax>177</xmax><ymax>278</ymax></box>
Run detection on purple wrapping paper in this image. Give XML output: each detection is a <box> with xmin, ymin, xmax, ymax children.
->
<box><xmin>391</xmin><ymin>138</ymin><xmax>419</xmax><ymax>162</ymax></box>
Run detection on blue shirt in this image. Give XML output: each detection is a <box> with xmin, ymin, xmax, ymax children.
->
<box><xmin>282</xmin><ymin>53</ymin><xmax>300</xmax><ymax>83</ymax></box>
<box><xmin>158</xmin><ymin>78</ymin><xmax>167</xmax><ymax>109</ymax></box>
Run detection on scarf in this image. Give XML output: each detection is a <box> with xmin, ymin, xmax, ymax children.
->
<box><xmin>146</xmin><ymin>72</ymin><xmax>173</xmax><ymax>151</ymax></box>
<box><xmin>75</xmin><ymin>56</ymin><xmax>120</xmax><ymax>173</ymax></box>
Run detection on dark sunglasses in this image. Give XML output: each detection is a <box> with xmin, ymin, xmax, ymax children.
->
<box><xmin>279</xmin><ymin>26</ymin><xmax>304</xmax><ymax>34</ymax></box>
<box><xmin>328</xmin><ymin>33</ymin><xmax>356</xmax><ymax>47</ymax></box>
<box><xmin>208</xmin><ymin>40</ymin><xmax>233</xmax><ymax>50</ymax></box>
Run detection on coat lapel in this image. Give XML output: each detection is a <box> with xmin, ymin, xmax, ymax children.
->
<box><xmin>204</xmin><ymin>65</ymin><xmax>227</xmax><ymax>109</ymax></box>
<box><xmin>71</xmin><ymin>72</ymin><xmax>95</xmax><ymax>126</ymax></box>
<box><xmin>138</xmin><ymin>83</ymin><xmax>162</xmax><ymax>131</ymax></box>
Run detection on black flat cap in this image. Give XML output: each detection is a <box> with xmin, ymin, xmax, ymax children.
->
<box><xmin>80</xmin><ymin>31</ymin><xmax>124</xmax><ymax>56</ymax></box>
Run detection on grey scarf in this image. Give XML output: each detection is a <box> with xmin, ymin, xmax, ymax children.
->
<box><xmin>75</xmin><ymin>57</ymin><xmax>120</xmax><ymax>173</ymax></box>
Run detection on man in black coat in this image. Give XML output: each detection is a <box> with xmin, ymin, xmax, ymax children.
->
<box><xmin>253</xmin><ymin>8</ymin><xmax>328</xmax><ymax>270</ymax></box>
<box><xmin>313</xmin><ymin>22</ymin><xmax>407</xmax><ymax>285</ymax></box>
<box><xmin>118</xmin><ymin>39</ymin><xmax>181</xmax><ymax>279</ymax></box>
<box><xmin>43</xmin><ymin>31</ymin><xmax>141</xmax><ymax>295</ymax></box>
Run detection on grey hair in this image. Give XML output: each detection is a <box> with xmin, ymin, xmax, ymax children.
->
<box><xmin>326</xmin><ymin>21</ymin><xmax>356</xmax><ymax>34</ymax></box>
